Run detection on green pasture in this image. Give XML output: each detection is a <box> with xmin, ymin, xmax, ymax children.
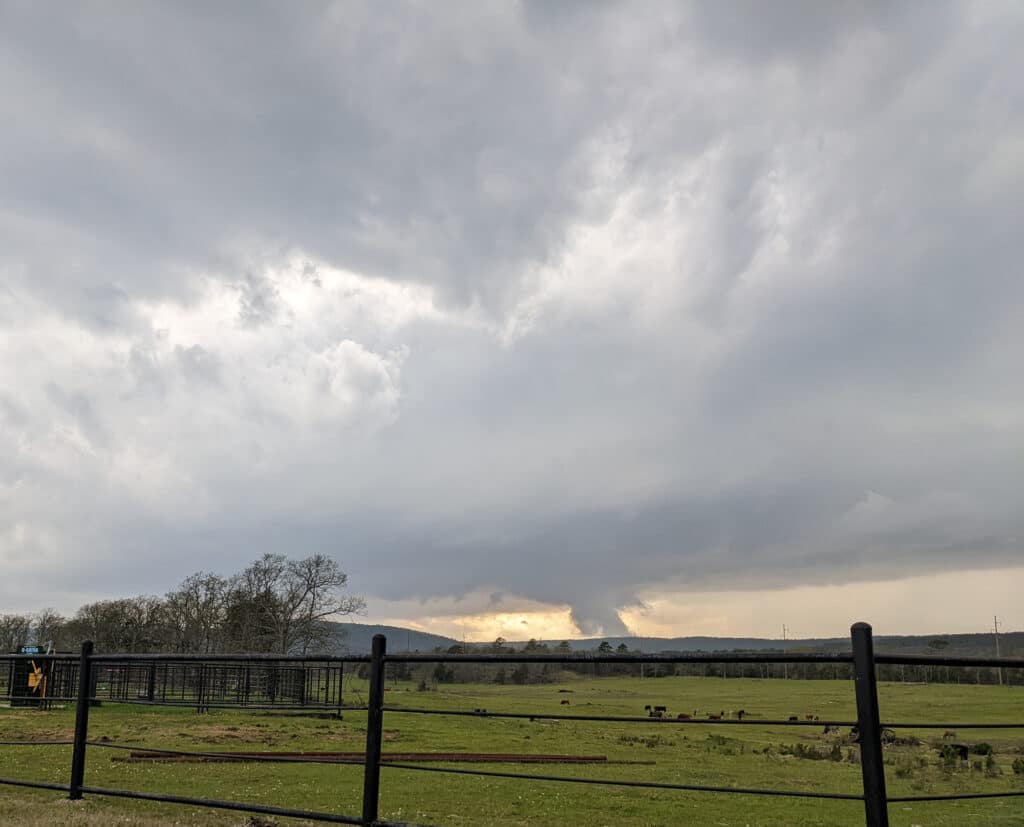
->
<box><xmin>2</xmin><ymin>676</ymin><xmax>1023</xmax><ymax>826</ymax></box>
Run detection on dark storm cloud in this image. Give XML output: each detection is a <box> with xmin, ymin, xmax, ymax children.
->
<box><xmin>0</xmin><ymin>0</ymin><xmax>616</xmax><ymax>315</ymax></box>
<box><xmin>1</xmin><ymin>1</ymin><xmax>1022</xmax><ymax>633</ymax></box>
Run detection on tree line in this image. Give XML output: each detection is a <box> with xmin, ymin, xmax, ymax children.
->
<box><xmin>377</xmin><ymin>637</ymin><xmax>1023</xmax><ymax>688</ymax></box>
<box><xmin>0</xmin><ymin>554</ymin><xmax>363</xmax><ymax>655</ymax></box>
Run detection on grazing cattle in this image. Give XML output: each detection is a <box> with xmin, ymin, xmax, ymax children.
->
<box><xmin>788</xmin><ymin>715</ymin><xmax>799</xmax><ymax>722</ymax></box>
<box><xmin>676</xmin><ymin>713</ymin><xmax>692</xmax><ymax>720</ymax></box>
<box><xmin>942</xmin><ymin>730</ymin><xmax>957</xmax><ymax>740</ymax></box>
<box><xmin>560</xmin><ymin>699</ymin><xmax>570</xmax><ymax>705</ymax></box>
<box><xmin>707</xmin><ymin>710</ymin><xmax>725</xmax><ymax>720</ymax></box>
<box><xmin>654</xmin><ymin>705</ymin><xmax>667</xmax><ymax>713</ymax></box>
<box><xmin>558</xmin><ymin>689</ymin><xmax>573</xmax><ymax>694</ymax></box>
<box><xmin>735</xmin><ymin>709</ymin><xmax>746</xmax><ymax>720</ymax></box>
<box><xmin>473</xmin><ymin>708</ymin><xmax>488</xmax><ymax>715</ymax></box>
<box><xmin>649</xmin><ymin>709</ymin><xmax>665</xmax><ymax>718</ymax></box>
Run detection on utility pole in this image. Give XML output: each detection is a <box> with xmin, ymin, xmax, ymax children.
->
<box><xmin>782</xmin><ymin>624</ymin><xmax>789</xmax><ymax>680</ymax></box>
<box><xmin>994</xmin><ymin>616</ymin><xmax>1003</xmax><ymax>687</ymax></box>
<box><xmin>639</xmin><ymin>627</ymin><xmax>644</xmax><ymax>680</ymax></box>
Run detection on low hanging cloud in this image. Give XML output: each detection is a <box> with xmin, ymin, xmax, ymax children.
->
<box><xmin>1</xmin><ymin>2</ymin><xmax>1023</xmax><ymax>634</ymax></box>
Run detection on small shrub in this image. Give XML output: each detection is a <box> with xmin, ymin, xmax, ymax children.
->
<box><xmin>985</xmin><ymin>754</ymin><xmax>1001</xmax><ymax>777</ymax></box>
<box><xmin>829</xmin><ymin>743</ymin><xmax>842</xmax><ymax>762</ymax></box>
<box><xmin>938</xmin><ymin>745</ymin><xmax>961</xmax><ymax>769</ymax></box>
<box><xmin>780</xmin><ymin>742</ymin><xmax>830</xmax><ymax>761</ymax></box>
<box><xmin>1011</xmin><ymin>757</ymin><xmax>1024</xmax><ymax>775</ymax></box>
<box><xmin>618</xmin><ymin>734</ymin><xmax>675</xmax><ymax>749</ymax></box>
<box><xmin>971</xmin><ymin>743</ymin><xmax>993</xmax><ymax>756</ymax></box>
<box><xmin>894</xmin><ymin>761</ymin><xmax>914</xmax><ymax>779</ymax></box>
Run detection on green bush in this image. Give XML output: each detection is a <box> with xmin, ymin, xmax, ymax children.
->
<box><xmin>938</xmin><ymin>745</ymin><xmax>961</xmax><ymax>768</ymax></box>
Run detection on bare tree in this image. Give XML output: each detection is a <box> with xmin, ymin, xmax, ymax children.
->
<box><xmin>65</xmin><ymin>597</ymin><xmax>168</xmax><ymax>653</ymax></box>
<box><xmin>64</xmin><ymin>601</ymin><xmax>120</xmax><ymax>652</ymax></box>
<box><xmin>0</xmin><ymin>614</ymin><xmax>33</xmax><ymax>652</ymax></box>
<box><xmin>223</xmin><ymin>554</ymin><xmax>287</xmax><ymax>652</ymax></box>
<box><xmin>225</xmin><ymin>554</ymin><xmax>364</xmax><ymax>653</ymax></box>
<box><xmin>118</xmin><ymin>596</ymin><xmax>168</xmax><ymax>652</ymax></box>
<box><xmin>32</xmin><ymin>609</ymin><xmax>67</xmax><ymax>650</ymax></box>
<box><xmin>8</xmin><ymin>556</ymin><xmax>362</xmax><ymax>655</ymax></box>
<box><xmin>165</xmin><ymin>573</ymin><xmax>228</xmax><ymax>653</ymax></box>
<box><xmin>288</xmin><ymin>554</ymin><xmax>365</xmax><ymax>654</ymax></box>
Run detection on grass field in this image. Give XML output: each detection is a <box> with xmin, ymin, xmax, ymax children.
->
<box><xmin>2</xmin><ymin>675</ymin><xmax>1023</xmax><ymax>826</ymax></box>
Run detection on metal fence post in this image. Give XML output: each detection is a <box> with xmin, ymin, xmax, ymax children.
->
<box><xmin>851</xmin><ymin>623</ymin><xmax>889</xmax><ymax>827</ymax></box>
<box><xmin>361</xmin><ymin>634</ymin><xmax>387</xmax><ymax>826</ymax></box>
<box><xmin>69</xmin><ymin>641</ymin><xmax>94</xmax><ymax>800</ymax></box>
<box><xmin>336</xmin><ymin>661</ymin><xmax>345</xmax><ymax>720</ymax></box>
<box><xmin>196</xmin><ymin>663</ymin><xmax>205</xmax><ymax>714</ymax></box>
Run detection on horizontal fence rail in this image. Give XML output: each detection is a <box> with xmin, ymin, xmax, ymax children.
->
<box><xmin>384</xmin><ymin>652</ymin><xmax>857</xmax><ymax>664</ymax></box>
<box><xmin>1</xmin><ymin>624</ymin><xmax>1022</xmax><ymax>827</ymax></box>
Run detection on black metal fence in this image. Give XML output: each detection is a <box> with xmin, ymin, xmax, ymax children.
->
<box><xmin>1</xmin><ymin>622</ymin><xmax>1023</xmax><ymax>827</ymax></box>
<box><xmin>1</xmin><ymin>653</ymin><xmax>346</xmax><ymax>712</ymax></box>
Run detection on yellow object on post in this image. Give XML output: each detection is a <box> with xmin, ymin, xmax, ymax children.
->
<box><xmin>27</xmin><ymin>660</ymin><xmax>46</xmax><ymax>697</ymax></box>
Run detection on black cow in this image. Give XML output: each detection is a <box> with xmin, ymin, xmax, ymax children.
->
<box><xmin>945</xmin><ymin>743</ymin><xmax>969</xmax><ymax>761</ymax></box>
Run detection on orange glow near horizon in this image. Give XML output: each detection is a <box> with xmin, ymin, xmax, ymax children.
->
<box><xmin>367</xmin><ymin>566</ymin><xmax>1024</xmax><ymax>642</ymax></box>
<box><xmin>373</xmin><ymin>609</ymin><xmax>581</xmax><ymax>644</ymax></box>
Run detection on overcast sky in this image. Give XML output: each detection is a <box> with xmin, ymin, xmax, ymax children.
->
<box><xmin>2</xmin><ymin>2</ymin><xmax>1022</xmax><ymax>640</ymax></box>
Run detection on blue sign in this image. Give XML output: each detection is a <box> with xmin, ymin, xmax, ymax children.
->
<box><xmin>18</xmin><ymin>646</ymin><xmax>43</xmax><ymax>655</ymax></box>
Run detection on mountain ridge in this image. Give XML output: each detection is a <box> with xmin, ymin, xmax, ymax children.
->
<box><xmin>327</xmin><ymin>622</ymin><xmax>1021</xmax><ymax>657</ymax></box>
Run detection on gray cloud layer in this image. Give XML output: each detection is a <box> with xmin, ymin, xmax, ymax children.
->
<box><xmin>2</xmin><ymin>1</ymin><xmax>1022</xmax><ymax>634</ymax></box>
